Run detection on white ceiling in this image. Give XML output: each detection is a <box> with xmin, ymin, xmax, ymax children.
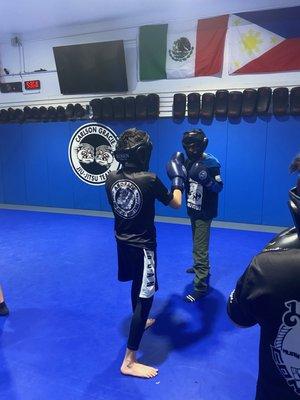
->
<box><xmin>2</xmin><ymin>0</ymin><xmax>300</xmax><ymax>38</ymax></box>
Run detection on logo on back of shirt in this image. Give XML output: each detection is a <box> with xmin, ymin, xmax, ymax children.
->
<box><xmin>69</xmin><ymin>123</ymin><xmax>120</xmax><ymax>186</ymax></box>
<box><xmin>111</xmin><ymin>180</ymin><xmax>142</xmax><ymax>219</ymax></box>
<box><xmin>271</xmin><ymin>300</ymin><xmax>300</xmax><ymax>396</ymax></box>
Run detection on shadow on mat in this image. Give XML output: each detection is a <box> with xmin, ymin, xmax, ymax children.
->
<box><xmin>121</xmin><ymin>285</ymin><xmax>235</xmax><ymax>365</ymax></box>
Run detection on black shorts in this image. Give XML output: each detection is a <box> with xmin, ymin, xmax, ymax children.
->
<box><xmin>117</xmin><ymin>243</ymin><xmax>158</xmax><ymax>297</ymax></box>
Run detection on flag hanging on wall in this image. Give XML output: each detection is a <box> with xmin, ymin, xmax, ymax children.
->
<box><xmin>139</xmin><ymin>15</ymin><xmax>228</xmax><ymax>81</ymax></box>
<box><xmin>228</xmin><ymin>6</ymin><xmax>300</xmax><ymax>74</ymax></box>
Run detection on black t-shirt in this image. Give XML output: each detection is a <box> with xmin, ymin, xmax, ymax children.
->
<box><xmin>227</xmin><ymin>230</ymin><xmax>300</xmax><ymax>400</ymax></box>
<box><xmin>184</xmin><ymin>153</ymin><xmax>223</xmax><ymax>220</ymax></box>
<box><xmin>105</xmin><ymin>167</ymin><xmax>173</xmax><ymax>249</ymax></box>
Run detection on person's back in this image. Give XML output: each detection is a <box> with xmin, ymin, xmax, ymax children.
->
<box><xmin>228</xmin><ymin>188</ymin><xmax>300</xmax><ymax>399</ymax></box>
<box><xmin>241</xmin><ymin>246</ymin><xmax>300</xmax><ymax>399</ymax></box>
<box><xmin>106</xmin><ymin>168</ymin><xmax>168</xmax><ymax>250</ymax></box>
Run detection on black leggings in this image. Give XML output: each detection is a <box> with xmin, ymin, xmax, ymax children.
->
<box><xmin>127</xmin><ymin>278</ymin><xmax>154</xmax><ymax>351</ymax></box>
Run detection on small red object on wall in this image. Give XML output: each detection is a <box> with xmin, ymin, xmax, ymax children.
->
<box><xmin>24</xmin><ymin>80</ymin><xmax>41</xmax><ymax>90</ymax></box>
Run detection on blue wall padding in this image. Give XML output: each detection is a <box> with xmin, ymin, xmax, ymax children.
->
<box><xmin>43</xmin><ymin>122</ymin><xmax>75</xmax><ymax>208</ymax></box>
<box><xmin>0</xmin><ymin>116</ymin><xmax>299</xmax><ymax>226</ymax></box>
<box><xmin>262</xmin><ymin>116</ymin><xmax>300</xmax><ymax>226</ymax></box>
<box><xmin>225</xmin><ymin>117</ymin><xmax>267</xmax><ymax>224</ymax></box>
<box><xmin>0</xmin><ymin>143</ymin><xmax>4</xmax><ymax>203</ymax></box>
<box><xmin>0</xmin><ymin>124</ymin><xmax>27</xmax><ymax>204</ymax></box>
<box><xmin>22</xmin><ymin>123</ymin><xmax>50</xmax><ymax>206</ymax></box>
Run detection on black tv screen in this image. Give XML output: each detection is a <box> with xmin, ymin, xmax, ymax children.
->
<box><xmin>53</xmin><ymin>41</ymin><xmax>128</xmax><ymax>94</ymax></box>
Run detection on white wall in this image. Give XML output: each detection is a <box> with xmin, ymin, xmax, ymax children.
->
<box><xmin>0</xmin><ymin>16</ymin><xmax>300</xmax><ymax>116</ymax></box>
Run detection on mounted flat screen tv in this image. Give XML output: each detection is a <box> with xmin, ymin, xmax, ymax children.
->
<box><xmin>53</xmin><ymin>40</ymin><xmax>128</xmax><ymax>94</ymax></box>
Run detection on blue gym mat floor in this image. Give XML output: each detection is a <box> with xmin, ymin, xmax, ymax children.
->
<box><xmin>0</xmin><ymin>209</ymin><xmax>275</xmax><ymax>400</ymax></box>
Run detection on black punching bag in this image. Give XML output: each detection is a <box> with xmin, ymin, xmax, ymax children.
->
<box><xmin>173</xmin><ymin>93</ymin><xmax>186</xmax><ymax>119</ymax></box>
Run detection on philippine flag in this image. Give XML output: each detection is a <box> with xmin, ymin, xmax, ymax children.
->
<box><xmin>228</xmin><ymin>6</ymin><xmax>300</xmax><ymax>74</ymax></box>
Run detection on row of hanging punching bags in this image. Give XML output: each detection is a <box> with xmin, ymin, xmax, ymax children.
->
<box><xmin>173</xmin><ymin>87</ymin><xmax>300</xmax><ymax>119</ymax></box>
<box><xmin>0</xmin><ymin>103</ymin><xmax>86</xmax><ymax>123</ymax></box>
<box><xmin>0</xmin><ymin>94</ymin><xmax>160</xmax><ymax>123</ymax></box>
<box><xmin>1</xmin><ymin>87</ymin><xmax>299</xmax><ymax>123</ymax></box>
<box><xmin>89</xmin><ymin>94</ymin><xmax>160</xmax><ymax>120</ymax></box>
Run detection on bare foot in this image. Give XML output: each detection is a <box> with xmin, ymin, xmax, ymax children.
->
<box><xmin>145</xmin><ymin>318</ymin><xmax>155</xmax><ymax>330</ymax></box>
<box><xmin>121</xmin><ymin>361</ymin><xmax>158</xmax><ymax>378</ymax></box>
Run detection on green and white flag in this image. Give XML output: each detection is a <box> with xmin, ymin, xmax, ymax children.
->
<box><xmin>139</xmin><ymin>15</ymin><xmax>228</xmax><ymax>81</ymax></box>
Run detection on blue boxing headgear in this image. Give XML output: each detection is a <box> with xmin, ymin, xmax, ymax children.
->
<box><xmin>182</xmin><ymin>129</ymin><xmax>208</xmax><ymax>161</ymax></box>
<box><xmin>114</xmin><ymin>128</ymin><xmax>153</xmax><ymax>171</ymax></box>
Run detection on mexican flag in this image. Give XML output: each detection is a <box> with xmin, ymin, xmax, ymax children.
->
<box><xmin>139</xmin><ymin>15</ymin><xmax>229</xmax><ymax>81</ymax></box>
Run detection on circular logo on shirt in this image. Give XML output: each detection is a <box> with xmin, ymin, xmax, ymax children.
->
<box><xmin>199</xmin><ymin>170</ymin><xmax>208</xmax><ymax>180</ymax></box>
<box><xmin>68</xmin><ymin>123</ymin><xmax>120</xmax><ymax>186</ymax></box>
<box><xmin>271</xmin><ymin>300</ymin><xmax>300</xmax><ymax>396</ymax></box>
<box><xmin>111</xmin><ymin>180</ymin><xmax>142</xmax><ymax>219</ymax></box>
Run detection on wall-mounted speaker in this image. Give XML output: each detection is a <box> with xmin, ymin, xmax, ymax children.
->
<box><xmin>173</xmin><ymin>93</ymin><xmax>186</xmax><ymax>119</ymax></box>
<box><xmin>228</xmin><ymin>91</ymin><xmax>242</xmax><ymax>118</ymax></box>
<box><xmin>257</xmin><ymin>87</ymin><xmax>272</xmax><ymax>114</ymax></box>
<box><xmin>215</xmin><ymin>90</ymin><xmax>229</xmax><ymax>117</ymax></box>
<box><xmin>200</xmin><ymin>92</ymin><xmax>215</xmax><ymax>119</ymax></box>
<box><xmin>187</xmin><ymin>93</ymin><xmax>200</xmax><ymax>119</ymax></box>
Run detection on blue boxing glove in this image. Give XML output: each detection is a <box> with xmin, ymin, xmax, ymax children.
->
<box><xmin>166</xmin><ymin>152</ymin><xmax>187</xmax><ymax>192</ymax></box>
<box><xmin>171</xmin><ymin>151</ymin><xmax>185</xmax><ymax>165</ymax></box>
<box><xmin>189</xmin><ymin>161</ymin><xmax>213</xmax><ymax>187</ymax></box>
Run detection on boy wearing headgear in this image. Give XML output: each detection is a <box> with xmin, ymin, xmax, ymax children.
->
<box><xmin>227</xmin><ymin>185</ymin><xmax>300</xmax><ymax>400</ymax></box>
<box><xmin>180</xmin><ymin>129</ymin><xmax>223</xmax><ymax>302</ymax></box>
<box><xmin>105</xmin><ymin>128</ymin><xmax>186</xmax><ymax>378</ymax></box>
